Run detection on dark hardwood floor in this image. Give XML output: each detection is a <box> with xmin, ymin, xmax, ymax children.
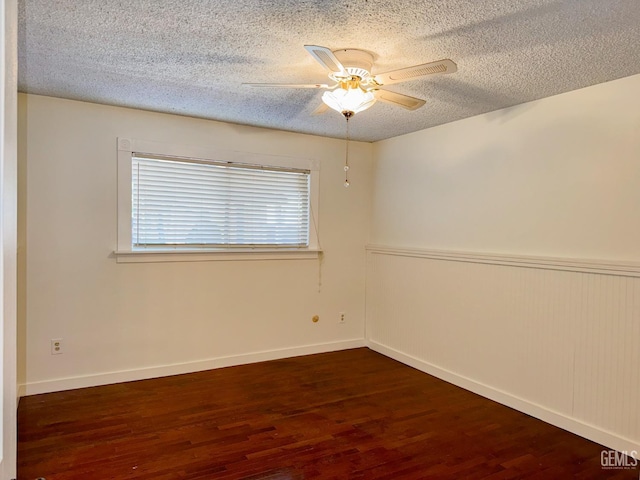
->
<box><xmin>18</xmin><ymin>348</ymin><xmax>638</xmax><ymax>479</ymax></box>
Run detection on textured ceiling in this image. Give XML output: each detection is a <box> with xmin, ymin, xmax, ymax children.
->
<box><xmin>18</xmin><ymin>0</ymin><xmax>640</xmax><ymax>142</ymax></box>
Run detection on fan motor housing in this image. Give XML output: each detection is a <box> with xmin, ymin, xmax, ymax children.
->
<box><xmin>333</xmin><ymin>49</ymin><xmax>374</xmax><ymax>78</ymax></box>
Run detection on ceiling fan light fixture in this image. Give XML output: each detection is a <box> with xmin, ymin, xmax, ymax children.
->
<box><xmin>321</xmin><ymin>86</ymin><xmax>376</xmax><ymax>116</ymax></box>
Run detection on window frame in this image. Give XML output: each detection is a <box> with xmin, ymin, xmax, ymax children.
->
<box><xmin>115</xmin><ymin>138</ymin><xmax>321</xmax><ymax>263</ymax></box>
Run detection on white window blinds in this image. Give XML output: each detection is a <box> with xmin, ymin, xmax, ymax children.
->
<box><xmin>132</xmin><ymin>155</ymin><xmax>310</xmax><ymax>248</ymax></box>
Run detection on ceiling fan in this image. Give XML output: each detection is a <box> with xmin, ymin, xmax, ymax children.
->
<box><xmin>244</xmin><ymin>45</ymin><xmax>457</xmax><ymax>118</ymax></box>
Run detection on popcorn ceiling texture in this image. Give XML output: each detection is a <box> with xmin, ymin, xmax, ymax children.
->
<box><xmin>18</xmin><ymin>0</ymin><xmax>640</xmax><ymax>142</ymax></box>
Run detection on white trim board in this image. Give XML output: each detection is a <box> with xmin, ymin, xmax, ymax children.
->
<box><xmin>19</xmin><ymin>339</ymin><xmax>366</xmax><ymax>397</ymax></box>
<box><xmin>367</xmin><ymin>340</ymin><xmax>640</xmax><ymax>455</ymax></box>
<box><xmin>19</xmin><ymin>336</ymin><xmax>639</xmax><ymax>455</ymax></box>
<box><xmin>366</xmin><ymin>245</ymin><xmax>640</xmax><ymax>278</ymax></box>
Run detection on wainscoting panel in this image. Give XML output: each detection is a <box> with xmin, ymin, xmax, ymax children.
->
<box><xmin>365</xmin><ymin>246</ymin><xmax>640</xmax><ymax>453</ymax></box>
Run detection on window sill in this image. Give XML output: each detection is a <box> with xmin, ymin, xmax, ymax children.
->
<box><xmin>113</xmin><ymin>248</ymin><xmax>322</xmax><ymax>263</ymax></box>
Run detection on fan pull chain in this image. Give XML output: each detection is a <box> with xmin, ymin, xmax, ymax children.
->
<box><xmin>344</xmin><ymin>115</ymin><xmax>350</xmax><ymax>187</ymax></box>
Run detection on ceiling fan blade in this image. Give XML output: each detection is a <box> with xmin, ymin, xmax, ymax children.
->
<box><xmin>304</xmin><ymin>45</ymin><xmax>347</xmax><ymax>75</ymax></box>
<box><xmin>374</xmin><ymin>90</ymin><xmax>426</xmax><ymax>110</ymax></box>
<box><xmin>311</xmin><ymin>103</ymin><xmax>330</xmax><ymax>115</ymax></box>
<box><xmin>373</xmin><ymin>59</ymin><xmax>457</xmax><ymax>86</ymax></box>
<box><xmin>243</xmin><ymin>82</ymin><xmax>332</xmax><ymax>89</ymax></box>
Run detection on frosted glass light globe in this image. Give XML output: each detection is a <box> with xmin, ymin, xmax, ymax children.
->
<box><xmin>322</xmin><ymin>87</ymin><xmax>376</xmax><ymax>115</ymax></box>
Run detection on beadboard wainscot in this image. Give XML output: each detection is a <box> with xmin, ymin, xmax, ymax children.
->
<box><xmin>366</xmin><ymin>245</ymin><xmax>640</xmax><ymax>454</ymax></box>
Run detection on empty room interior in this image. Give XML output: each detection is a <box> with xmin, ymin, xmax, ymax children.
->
<box><xmin>8</xmin><ymin>0</ymin><xmax>640</xmax><ymax>478</ymax></box>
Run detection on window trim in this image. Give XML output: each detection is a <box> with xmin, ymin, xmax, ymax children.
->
<box><xmin>115</xmin><ymin>138</ymin><xmax>321</xmax><ymax>263</ymax></box>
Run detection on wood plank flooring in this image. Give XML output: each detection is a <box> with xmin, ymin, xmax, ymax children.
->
<box><xmin>18</xmin><ymin>348</ymin><xmax>638</xmax><ymax>479</ymax></box>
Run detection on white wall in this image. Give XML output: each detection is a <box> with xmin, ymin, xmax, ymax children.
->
<box><xmin>372</xmin><ymin>74</ymin><xmax>640</xmax><ymax>261</ymax></box>
<box><xmin>18</xmin><ymin>94</ymin><xmax>372</xmax><ymax>394</ymax></box>
<box><xmin>368</xmin><ymin>74</ymin><xmax>640</xmax><ymax>453</ymax></box>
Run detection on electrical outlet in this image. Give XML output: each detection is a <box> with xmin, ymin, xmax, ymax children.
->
<box><xmin>51</xmin><ymin>338</ymin><xmax>63</xmax><ymax>355</ymax></box>
<box><xmin>339</xmin><ymin>312</ymin><xmax>346</xmax><ymax>324</ymax></box>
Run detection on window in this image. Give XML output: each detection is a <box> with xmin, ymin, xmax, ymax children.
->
<box><xmin>116</xmin><ymin>138</ymin><xmax>320</xmax><ymax>262</ymax></box>
<box><xmin>132</xmin><ymin>155</ymin><xmax>310</xmax><ymax>248</ymax></box>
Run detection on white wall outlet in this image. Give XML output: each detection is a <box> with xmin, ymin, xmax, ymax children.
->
<box><xmin>339</xmin><ymin>312</ymin><xmax>346</xmax><ymax>324</ymax></box>
<box><xmin>51</xmin><ymin>338</ymin><xmax>63</xmax><ymax>355</ymax></box>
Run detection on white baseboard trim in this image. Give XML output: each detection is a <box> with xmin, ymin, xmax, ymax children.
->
<box><xmin>367</xmin><ymin>339</ymin><xmax>640</xmax><ymax>455</ymax></box>
<box><xmin>18</xmin><ymin>339</ymin><xmax>366</xmax><ymax>397</ymax></box>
